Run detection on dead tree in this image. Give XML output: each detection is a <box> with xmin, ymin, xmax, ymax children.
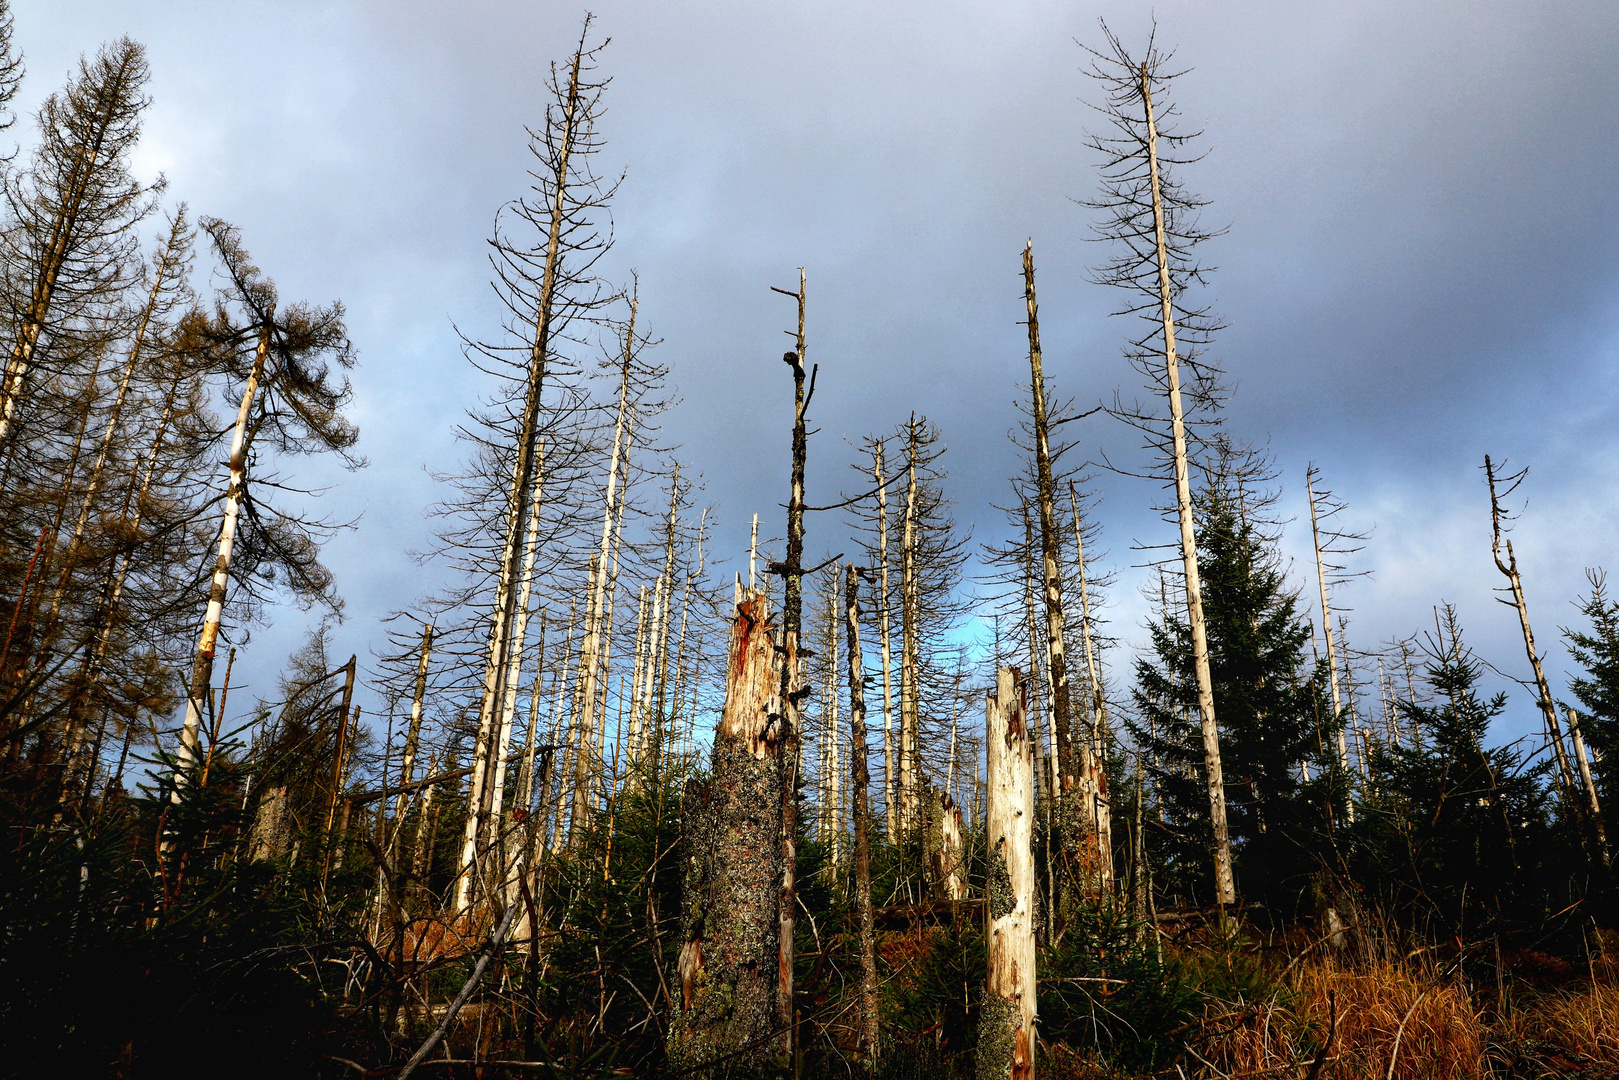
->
<box><xmin>980</xmin><ymin>665</ymin><xmax>1036</xmax><ymax>1080</ymax></box>
<box><xmin>0</xmin><ymin>37</ymin><xmax>151</xmax><ymax>450</ymax></box>
<box><xmin>1087</xmin><ymin>27</ymin><xmax>1233</xmax><ymax>905</ymax></box>
<box><xmin>871</xmin><ymin>440</ymin><xmax>897</xmax><ymax>837</ymax></box>
<box><xmin>668</xmin><ymin>589</ymin><xmax>785</xmax><ymax>1075</ymax></box>
<box><xmin>1022</xmin><ymin>240</ymin><xmax>1109</xmax><ymax>903</ymax></box>
<box><xmin>1485</xmin><ymin>454</ymin><xmax>1607</xmax><ymax>864</ymax></box>
<box><xmin>844</xmin><ymin>563</ymin><xmax>880</xmax><ymax>1066</ymax></box>
<box><xmin>768</xmin><ymin>268</ymin><xmax>813</xmax><ymax>1061</ymax></box>
<box><xmin>1305</xmin><ymin>465</ymin><xmax>1367</xmax><ymax>818</ymax></box>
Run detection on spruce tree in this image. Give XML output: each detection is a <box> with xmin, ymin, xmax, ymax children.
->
<box><xmin>1566</xmin><ymin>569</ymin><xmax>1619</xmax><ymax>805</ymax></box>
<box><xmin>1361</xmin><ymin>608</ymin><xmax>1551</xmax><ymax>933</ymax></box>
<box><xmin>1128</xmin><ymin>445</ymin><xmax>1331</xmax><ymax>909</ymax></box>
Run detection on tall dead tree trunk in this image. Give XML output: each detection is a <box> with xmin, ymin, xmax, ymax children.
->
<box><xmin>1485</xmin><ymin>454</ymin><xmax>1606</xmax><ymax>865</ymax></box>
<box><xmin>566</xmin><ymin>321</ymin><xmax>636</xmax><ymax>845</ymax></box>
<box><xmin>1306</xmin><ymin>468</ymin><xmax>1354</xmax><ymax>810</ymax></box>
<box><xmin>873</xmin><ymin>442</ymin><xmax>897</xmax><ymax>839</ymax></box>
<box><xmin>899</xmin><ymin>418</ymin><xmax>921</xmax><ymax>834</ymax></box>
<box><xmin>668</xmin><ymin>590</ymin><xmax>785</xmax><ymax>1075</ymax></box>
<box><xmin>391</xmin><ymin>622</ymin><xmax>434</xmax><ymax>860</ymax></box>
<box><xmin>1142</xmin><ymin>67</ymin><xmax>1233</xmax><ymax>907</ymax></box>
<box><xmin>981</xmin><ymin>665</ymin><xmax>1036</xmax><ymax>1080</ymax></box>
<box><xmin>844</xmin><ymin>564</ymin><xmax>880</xmax><ymax>1066</ymax></box>
<box><xmin>769</xmin><ymin>268</ymin><xmax>814</xmax><ymax>1063</ymax></box>
<box><xmin>1023</xmin><ymin>241</ymin><xmax>1108</xmax><ymax>903</ymax></box>
<box><xmin>1068</xmin><ymin>481</ymin><xmax>1114</xmax><ymax>896</ymax></box>
<box><xmin>456</xmin><ymin>32</ymin><xmax>593</xmax><ymax>910</ymax></box>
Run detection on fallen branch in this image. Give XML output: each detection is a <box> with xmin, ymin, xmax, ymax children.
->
<box><xmin>397</xmin><ymin>901</ymin><xmax>521</xmax><ymax>1080</ymax></box>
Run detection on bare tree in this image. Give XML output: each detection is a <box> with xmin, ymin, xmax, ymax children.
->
<box><xmin>1485</xmin><ymin>454</ymin><xmax>1606</xmax><ymax>864</ymax></box>
<box><xmin>1086</xmin><ymin>25</ymin><xmax>1233</xmax><ymax>905</ymax></box>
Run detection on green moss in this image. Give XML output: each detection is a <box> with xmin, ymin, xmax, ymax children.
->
<box><xmin>987</xmin><ymin>843</ymin><xmax>1016</xmax><ymax>921</ymax></box>
<box><xmin>975</xmin><ymin>992</ymin><xmax>1020</xmax><ymax>1080</ymax></box>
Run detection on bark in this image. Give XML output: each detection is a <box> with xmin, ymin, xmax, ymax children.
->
<box><xmin>844</xmin><ymin>564</ymin><xmax>880</xmax><ymax>1065</ymax></box>
<box><xmin>668</xmin><ymin>590</ymin><xmax>785</xmax><ymax>1075</ymax></box>
<box><xmin>980</xmin><ymin>666</ymin><xmax>1037</xmax><ymax>1080</ymax></box>
<box><xmin>1142</xmin><ymin>66</ymin><xmax>1234</xmax><ymax>907</ymax></box>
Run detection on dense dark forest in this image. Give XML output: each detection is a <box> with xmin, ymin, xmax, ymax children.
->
<box><xmin>2</xmin><ymin>7</ymin><xmax>1617</xmax><ymax>1079</ymax></box>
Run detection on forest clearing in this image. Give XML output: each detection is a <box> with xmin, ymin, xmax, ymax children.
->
<box><xmin>3</xmin><ymin>3</ymin><xmax>1619</xmax><ymax>1077</ymax></box>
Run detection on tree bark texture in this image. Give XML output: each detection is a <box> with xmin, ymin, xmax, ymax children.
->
<box><xmin>669</xmin><ymin>589</ymin><xmax>786</xmax><ymax>1075</ymax></box>
<box><xmin>981</xmin><ymin>665</ymin><xmax>1036</xmax><ymax>1080</ymax></box>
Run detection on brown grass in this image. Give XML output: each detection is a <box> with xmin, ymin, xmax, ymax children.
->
<box><xmin>1182</xmin><ymin>956</ymin><xmax>1595</xmax><ymax>1080</ymax></box>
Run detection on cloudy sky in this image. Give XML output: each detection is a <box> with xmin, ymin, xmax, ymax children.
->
<box><xmin>19</xmin><ymin>1</ymin><xmax>1619</xmax><ymax>747</ymax></box>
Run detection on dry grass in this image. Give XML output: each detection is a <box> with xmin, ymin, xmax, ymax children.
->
<box><xmin>1037</xmin><ymin>946</ymin><xmax>1619</xmax><ymax>1079</ymax></box>
<box><xmin>1496</xmin><ymin>978</ymin><xmax>1619</xmax><ymax>1065</ymax></box>
<box><xmin>1177</xmin><ymin>954</ymin><xmax>1619</xmax><ymax>1080</ymax></box>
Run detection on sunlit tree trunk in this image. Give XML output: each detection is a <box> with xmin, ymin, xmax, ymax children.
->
<box><xmin>668</xmin><ymin>590</ymin><xmax>784</xmax><ymax>1074</ymax></box>
<box><xmin>1142</xmin><ymin>68</ymin><xmax>1234</xmax><ymax>906</ymax></box>
<box><xmin>981</xmin><ymin>665</ymin><xmax>1036</xmax><ymax>1080</ymax></box>
<box><xmin>174</xmin><ymin>327</ymin><xmax>268</xmax><ymax>794</ymax></box>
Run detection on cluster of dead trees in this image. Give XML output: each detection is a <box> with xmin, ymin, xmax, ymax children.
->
<box><xmin>5</xmin><ymin>9</ymin><xmax>1619</xmax><ymax>1078</ymax></box>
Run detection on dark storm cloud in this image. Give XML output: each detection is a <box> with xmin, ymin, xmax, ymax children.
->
<box><xmin>19</xmin><ymin>0</ymin><xmax>1619</xmax><ymax>740</ymax></box>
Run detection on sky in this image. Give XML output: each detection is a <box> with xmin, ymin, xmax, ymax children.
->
<box><xmin>17</xmin><ymin>1</ymin><xmax>1619</xmax><ymax>751</ymax></box>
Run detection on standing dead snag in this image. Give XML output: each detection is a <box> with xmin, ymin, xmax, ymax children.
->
<box><xmin>668</xmin><ymin>590</ymin><xmax>785</xmax><ymax>1075</ymax></box>
<box><xmin>769</xmin><ymin>269</ymin><xmax>814</xmax><ymax>1061</ymax></box>
<box><xmin>845</xmin><ymin>564</ymin><xmax>880</xmax><ymax>1066</ymax></box>
<box><xmin>1484</xmin><ymin>455</ymin><xmax>1608</xmax><ymax>865</ymax></box>
<box><xmin>1087</xmin><ymin>30</ymin><xmax>1234</xmax><ymax>906</ymax></box>
<box><xmin>981</xmin><ymin>665</ymin><xmax>1036</xmax><ymax>1080</ymax></box>
<box><xmin>1022</xmin><ymin>241</ymin><xmax>1109</xmax><ymax>904</ymax></box>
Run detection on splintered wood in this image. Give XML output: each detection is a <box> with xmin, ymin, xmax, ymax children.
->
<box><xmin>982</xmin><ymin>665</ymin><xmax>1036</xmax><ymax>1080</ymax></box>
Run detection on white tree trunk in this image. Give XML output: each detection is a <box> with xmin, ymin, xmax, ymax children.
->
<box><xmin>982</xmin><ymin>665</ymin><xmax>1036</xmax><ymax>1079</ymax></box>
<box><xmin>1142</xmin><ymin>69</ymin><xmax>1234</xmax><ymax>906</ymax></box>
<box><xmin>175</xmin><ymin>327</ymin><xmax>269</xmax><ymax>793</ymax></box>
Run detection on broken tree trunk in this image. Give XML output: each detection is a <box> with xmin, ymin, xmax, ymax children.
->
<box><xmin>1023</xmin><ymin>242</ymin><xmax>1109</xmax><ymax>903</ymax></box>
<box><xmin>391</xmin><ymin>623</ymin><xmax>434</xmax><ymax>861</ymax></box>
<box><xmin>668</xmin><ymin>589</ymin><xmax>786</xmax><ymax>1075</ymax></box>
<box><xmin>981</xmin><ymin>665</ymin><xmax>1037</xmax><ymax>1080</ymax></box>
<box><xmin>873</xmin><ymin>442</ymin><xmax>898</xmax><ymax>840</ymax></box>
